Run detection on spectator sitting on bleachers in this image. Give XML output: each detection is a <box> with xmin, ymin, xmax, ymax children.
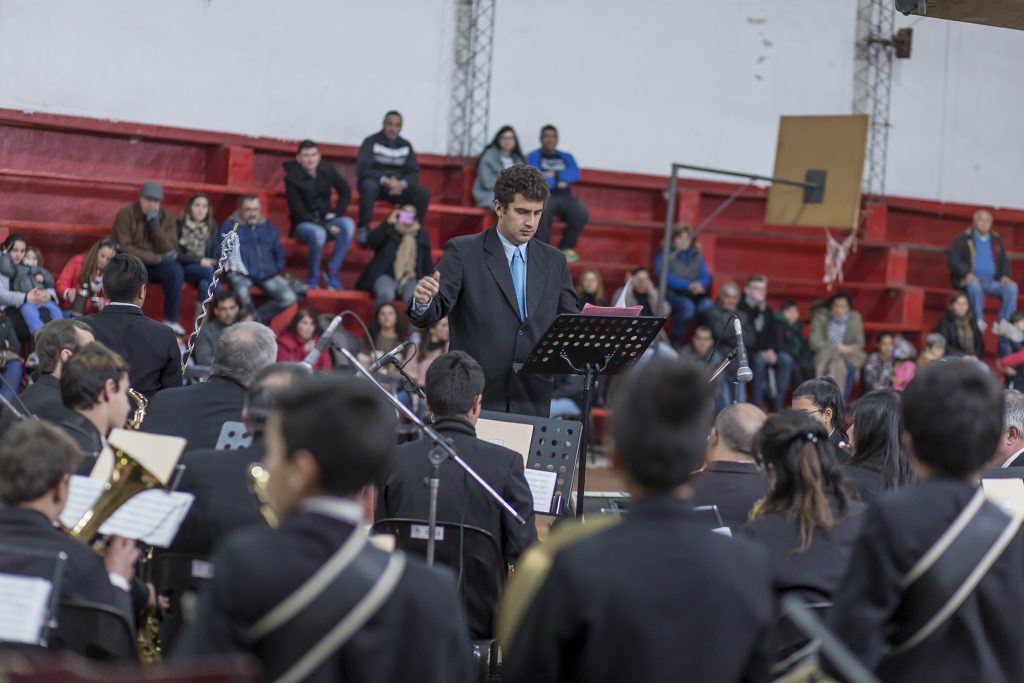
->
<box><xmin>354</xmin><ymin>204</ymin><xmax>433</xmax><ymax>307</ymax></box>
<box><xmin>194</xmin><ymin>291</ymin><xmax>240</xmax><ymax>367</ymax></box>
<box><xmin>701</xmin><ymin>282</ymin><xmax>755</xmax><ymax>406</ymax></box>
<box><xmin>56</xmin><ymin>237</ymin><xmax>117</xmax><ymax>316</ymax></box>
<box><xmin>947</xmin><ymin>209</ymin><xmax>1017</xmax><ymax>333</ymax></box>
<box><xmin>359</xmin><ymin>302</ymin><xmax>414</xmax><ymax>372</ymax></box>
<box><xmin>0</xmin><ymin>233</ymin><xmax>63</xmax><ymax>336</ymax></box>
<box><xmin>862</xmin><ymin>331</ymin><xmax>896</xmax><ymax>392</ymax></box>
<box><xmin>575</xmin><ymin>267</ymin><xmax>606</xmax><ymax>307</ymax></box>
<box><xmin>527</xmin><ymin>125</ymin><xmax>589</xmax><ymax>263</ymax></box>
<box><xmin>221</xmin><ymin>194</ymin><xmax>298</xmax><ymax>325</ymax></box>
<box><xmin>916</xmin><ymin>332</ymin><xmax>946</xmax><ymax>369</ymax></box>
<box><xmin>936</xmin><ymin>290</ymin><xmax>984</xmax><ymax>363</ymax></box>
<box><xmin>655</xmin><ymin>224</ymin><xmax>712</xmax><ymax>346</ymax></box>
<box><xmin>473</xmin><ymin>125</ymin><xmax>525</xmax><ymax>208</ymax></box>
<box><xmin>998</xmin><ymin>312</ymin><xmax>1024</xmax><ymax>391</ymax></box>
<box><xmin>808</xmin><ymin>292</ymin><xmax>865</xmax><ymax>401</ymax></box>
<box><xmin>612</xmin><ymin>267</ymin><xmax>670</xmax><ymax>317</ymax></box>
<box><xmin>283</xmin><ymin>139</ymin><xmax>355</xmax><ymax>290</ymax></box>
<box><xmin>679</xmin><ymin>325</ymin><xmax>725</xmax><ymax>407</ymax></box>
<box><xmin>739</xmin><ymin>275</ymin><xmax>793</xmax><ymax>412</ymax></box>
<box><xmin>175</xmin><ymin>192</ymin><xmax>220</xmax><ymax>312</ymax></box>
<box><xmin>277</xmin><ymin>307</ymin><xmax>331</xmax><ymax>372</ymax></box>
<box><xmin>112</xmin><ymin>181</ymin><xmax>191</xmax><ymax>335</ymax></box>
<box><xmin>355</xmin><ymin>111</ymin><xmax>431</xmax><ymax>245</ymax></box>
<box><xmin>404</xmin><ymin>317</ymin><xmax>449</xmax><ymax>415</ymax></box>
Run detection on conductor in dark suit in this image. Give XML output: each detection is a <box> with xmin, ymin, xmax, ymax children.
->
<box><xmin>408</xmin><ymin>164</ymin><xmax>578</xmax><ymax>417</ymax></box>
<box><xmin>142</xmin><ymin>321</ymin><xmax>277</xmax><ymax>451</ymax></box>
<box><xmin>0</xmin><ymin>421</ymin><xmax>138</xmax><ymax>628</ymax></box>
<box><xmin>377</xmin><ymin>351</ymin><xmax>537</xmax><ymax>638</ymax></box>
<box><xmin>174</xmin><ymin>375</ymin><xmax>472</xmax><ymax>682</ymax></box>
<box><xmin>498</xmin><ymin>359</ymin><xmax>775</xmax><ymax>682</ymax></box>
<box><xmin>84</xmin><ymin>254</ymin><xmax>181</xmax><ymax>397</ymax></box>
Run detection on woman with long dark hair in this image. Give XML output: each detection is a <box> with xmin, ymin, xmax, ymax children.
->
<box><xmin>937</xmin><ymin>290</ymin><xmax>984</xmax><ymax>361</ymax></box>
<box><xmin>741</xmin><ymin>410</ymin><xmax>865</xmax><ymax>601</ymax></box>
<box><xmin>792</xmin><ymin>377</ymin><xmax>849</xmax><ymax>457</ymax></box>
<box><xmin>276</xmin><ymin>307</ymin><xmax>332</xmax><ymax>372</ymax></box>
<box><xmin>844</xmin><ymin>389</ymin><xmax>913</xmax><ymax>503</ymax></box>
<box><xmin>473</xmin><ymin>125</ymin><xmax>525</xmax><ymax>207</ymax></box>
<box><xmin>56</xmin><ymin>237</ymin><xmax>119</xmax><ymax>315</ymax></box>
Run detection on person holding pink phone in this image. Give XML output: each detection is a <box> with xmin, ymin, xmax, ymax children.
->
<box><xmin>354</xmin><ymin>204</ymin><xmax>434</xmax><ymax>306</ymax></box>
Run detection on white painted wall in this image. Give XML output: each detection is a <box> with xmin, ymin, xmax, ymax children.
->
<box><xmin>0</xmin><ymin>0</ymin><xmax>1020</xmax><ymax>208</ymax></box>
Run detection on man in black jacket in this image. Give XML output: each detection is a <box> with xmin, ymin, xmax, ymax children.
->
<box><xmin>355</xmin><ymin>111</ymin><xmax>431</xmax><ymax>244</ymax></box>
<box><xmin>174</xmin><ymin>375</ymin><xmax>472</xmax><ymax>683</ymax></box>
<box><xmin>377</xmin><ymin>351</ymin><xmax>536</xmax><ymax>638</ymax></box>
<box><xmin>355</xmin><ymin>205</ymin><xmax>434</xmax><ymax>306</ymax></box>
<box><xmin>142</xmin><ymin>321</ymin><xmax>277</xmax><ymax>452</ymax></box>
<box><xmin>947</xmin><ymin>209</ymin><xmax>1018</xmax><ymax>331</ymax></box>
<box><xmin>409</xmin><ymin>165</ymin><xmax>578</xmax><ymax>417</ymax></box>
<box><xmin>688</xmin><ymin>402</ymin><xmax>768</xmax><ymax>532</ymax></box>
<box><xmin>738</xmin><ymin>274</ymin><xmax>794</xmax><ymax>411</ymax></box>
<box><xmin>84</xmin><ymin>254</ymin><xmax>181</xmax><ymax>397</ymax></box>
<box><xmin>0</xmin><ymin>421</ymin><xmax>138</xmax><ymax>639</ymax></box>
<box><xmin>283</xmin><ymin>140</ymin><xmax>355</xmax><ymax>290</ymax></box>
<box><xmin>498</xmin><ymin>359</ymin><xmax>775</xmax><ymax>682</ymax></box>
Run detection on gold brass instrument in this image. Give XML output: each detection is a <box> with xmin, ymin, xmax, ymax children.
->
<box><xmin>247</xmin><ymin>462</ymin><xmax>279</xmax><ymax>528</ymax></box>
<box><xmin>126</xmin><ymin>387</ymin><xmax>147</xmax><ymax>430</ymax></box>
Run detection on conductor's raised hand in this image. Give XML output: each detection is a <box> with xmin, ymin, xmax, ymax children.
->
<box><xmin>414</xmin><ymin>271</ymin><xmax>441</xmax><ymax>305</ymax></box>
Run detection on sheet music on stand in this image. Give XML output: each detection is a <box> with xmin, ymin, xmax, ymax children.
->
<box><xmin>0</xmin><ymin>544</ymin><xmax>66</xmax><ymax>646</ymax></box>
<box><xmin>61</xmin><ymin>475</ymin><xmax>195</xmax><ymax>547</ymax></box>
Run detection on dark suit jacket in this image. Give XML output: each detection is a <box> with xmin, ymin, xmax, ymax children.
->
<box><xmin>377</xmin><ymin>418</ymin><xmax>537</xmax><ymax>638</ymax></box>
<box><xmin>0</xmin><ymin>507</ymin><xmax>132</xmax><ymax>619</ymax></box>
<box><xmin>173</xmin><ymin>511</ymin><xmax>473</xmax><ymax>683</ymax></box>
<box><xmin>829</xmin><ymin>479</ymin><xmax>1024</xmax><ymax>682</ymax></box>
<box><xmin>84</xmin><ymin>304</ymin><xmax>180</xmax><ymax>396</ymax></box>
<box><xmin>688</xmin><ymin>460</ymin><xmax>769</xmax><ymax>531</ymax></box>
<box><xmin>55</xmin><ymin>411</ymin><xmax>103</xmax><ymax>474</ymax></box>
<box><xmin>407</xmin><ymin>227</ymin><xmax>578</xmax><ymax>416</ymax></box>
<box><xmin>741</xmin><ymin>499</ymin><xmax>866</xmax><ymax>602</ymax></box>
<box><xmin>0</xmin><ymin>374</ymin><xmax>72</xmax><ymax>435</ymax></box>
<box><xmin>842</xmin><ymin>461</ymin><xmax>889</xmax><ymax>504</ymax></box>
<box><xmin>171</xmin><ymin>440</ymin><xmax>266</xmax><ymax>557</ymax></box>
<box><xmin>501</xmin><ymin>496</ymin><xmax>775</xmax><ymax>683</ymax></box>
<box><xmin>142</xmin><ymin>376</ymin><xmax>247</xmax><ymax>451</ymax></box>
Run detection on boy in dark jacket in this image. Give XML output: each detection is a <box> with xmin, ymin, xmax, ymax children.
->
<box><xmin>282</xmin><ymin>140</ymin><xmax>355</xmax><ymax>290</ymax></box>
<box><xmin>947</xmin><ymin>209</ymin><xmax>1017</xmax><ymax>330</ymax></box>
<box><xmin>355</xmin><ymin>111</ymin><xmax>431</xmax><ymax>243</ymax></box>
<box><xmin>220</xmin><ymin>195</ymin><xmax>297</xmax><ymax>325</ymax></box>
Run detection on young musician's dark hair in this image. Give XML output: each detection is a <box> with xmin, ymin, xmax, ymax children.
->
<box><xmin>296</xmin><ymin>139</ymin><xmax>318</xmax><ymax>154</ymax></box>
<box><xmin>793</xmin><ymin>377</ymin><xmax>845</xmax><ymax>434</ymax></box>
<box><xmin>275</xmin><ymin>376</ymin><xmax>396</xmax><ymax>496</ymax></box>
<box><xmin>425</xmin><ymin>351</ymin><xmax>485</xmax><ymax>417</ymax></box>
<box><xmin>0</xmin><ymin>421</ymin><xmax>81</xmax><ymax>505</ymax></box>
<box><xmin>34</xmin><ymin>319</ymin><xmax>92</xmax><ymax>376</ymax></box>
<box><xmin>60</xmin><ymin>342</ymin><xmax>129</xmax><ymax>411</ymax></box>
<box><xmin>101</xmin><ymin>253</ymin><xmax>148</xmax><ymax>303</ymax></box>
<box><xmin>754</xmin><ymin>410</ymin><xmax>850</xmax><ymax>552</ymax></box>
<box><xmin>851</xmin><ymin>389</ymin><xmax>913</xmax><ymax>489</ymax></box>
<box><xmin>244</xmin><ymin>362</ymin><xmax>310</xmax><ymax>429</ymax></box>
<box><xmin>493</xmin><ymin>164</ymin><xmax>550</xmax><ymax>209</ymax></box>
<box><xmin>610</xmin><ymin>359</ymin><xmax>714</xmax><ymax>493</ymax></box>
<box><xmin>902</xmin><ymin>360</ymin><xmax>1004</xmax><ymax>478</ymax></box>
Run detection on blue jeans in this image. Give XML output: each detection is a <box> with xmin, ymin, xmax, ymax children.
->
<box><xmin>147</xmin><ymin>259</ymin><xmax>185</xmax><ymax>321</ymax></box>
<box><xmin>0</xmin><ymin>360</ymin><xmax>22</xmax><ymax>403</ymax></box>
<box><xmin>183</xmin><ymin>262</ymin><xmax>216</xmax><ymax>301</ymax></box>
<box><xmin>294</xmin><ymin>218</ymin><xmax>355</xmax><ymax>282</ymax></box>
<box><xmin>664</xmin><ymin>292</ymin><xmax>712</xmax><ymax>344</ymax></box>
<box><xmin>20</xmin><ymin>301</ymin><xmax>63</xmax><ymax>333</ymax></box>
<box><xmin>966</xmin><ymin>276</ymin><xmax>1018</xmax><ymax>322</ymax></box>
<box><xmin>751</xmin><ymin>350</ymin><xmax>795</xmax><ymax>409</ymax></box>
<box><xmin>717</xmin><ymin>380</ymin><xmax>747</xmax><ymax>412</ymax></box>
<box><xmin>225</xmin><ymin>272</ymin><xmax>298</xmax><ymax>324</ymax></box>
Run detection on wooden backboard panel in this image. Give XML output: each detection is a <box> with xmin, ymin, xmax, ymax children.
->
<box><xmin>903</xmin><ymin>0</ymin><xmax>1024</xmax><ymax>31</ymax></box>
<box><xmin>764</xmin><ymin>115</ymin><xmax>869</xmax><ymax>230</ymax></box>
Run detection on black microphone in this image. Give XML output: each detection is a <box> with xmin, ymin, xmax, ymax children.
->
<box><xmin>367</xmin><ymin>340</ymin><xmax>415</xmax><ymax>373</ymax></box>
<box><xmin>301</xmin><ymin>314</ymin><xmax>344</xmax><ymax>370</ymax></box>
<box><xmin>733</xmin><ymin>317</ymin><xmax>753</xmax><ymax>383</ymax></box>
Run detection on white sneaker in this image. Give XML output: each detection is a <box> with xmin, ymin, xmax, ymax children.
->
<box><xmin>977</xmin><ymin>319</ymin><xmax>987</xmax><ymax>333</ymax></box>
<box><xmin>164</xmin><ymin>320</ymin><xmax>186</xmax><ymax>336</ymax></box>
<box><xmin>994</xmin><ymin>319</ymin><xmax>1023</xmax><ymax>342</ymax></box>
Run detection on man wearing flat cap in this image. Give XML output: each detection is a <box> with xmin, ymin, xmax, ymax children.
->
<box><xmin>111</xmin><ymin>181</ymin><xmax>187</xmax><ymax>334</ymax></box>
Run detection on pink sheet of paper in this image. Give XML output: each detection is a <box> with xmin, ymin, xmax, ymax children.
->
<box><xmin>580</xmin><ymin>304</ymin><xmax>644</xmax><ymax>316</ymax></box>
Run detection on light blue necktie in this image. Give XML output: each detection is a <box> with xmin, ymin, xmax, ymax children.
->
<box><xmin>510</xmin><ymin>247</ymin><xmax>527</xmax><ymax>320</ymax></box>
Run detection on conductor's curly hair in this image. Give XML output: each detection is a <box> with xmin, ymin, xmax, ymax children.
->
<box><xmin>492</xmin><ymin>164</ymin><xmax>550</xmax><ymax>209</ymax></box>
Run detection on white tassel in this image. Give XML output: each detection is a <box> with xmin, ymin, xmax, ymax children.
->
<box><xmin>180</xmin><ymin>225</ymin><xmax>246</xmax><ymax>371</ymax></box>
<box><xmin>823</xmin><ymin>229</ymin><xmax>857</xmax><ymax>291</ymax></box>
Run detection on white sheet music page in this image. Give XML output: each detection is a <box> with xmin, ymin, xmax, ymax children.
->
<box><xmin>98</xmin><ymin>490</ymin><xmax>195</xmax><ymax>548</ymax></box>
<box><xmin>59</xmin><ymin>475</ymin><xmax>105</xmax><ymax>529</ymax></box>
<box><xmin>0</xmin><ymin>574</ymin><xmax>52</xmax><ymax>644</ymax></box>
<box><xmin>524</xmin><ymin>469</ymin><xmax>558</xmax><ymax>513</ymax></box>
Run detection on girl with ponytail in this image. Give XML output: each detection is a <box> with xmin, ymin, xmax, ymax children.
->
<box><xmin>742</xmin><ymin>410</ymin><xmax>865</xmax><ymax>601</ymax></box>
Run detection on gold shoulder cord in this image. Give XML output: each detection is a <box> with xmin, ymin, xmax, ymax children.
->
<box><xmin>496</xmin><ymin>515</ymin><xmax>620</xmax><ymax>650</ymax></box>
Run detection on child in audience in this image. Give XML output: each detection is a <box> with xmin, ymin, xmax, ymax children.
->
<box><xmin>56</xmin><ymin>237</ymin><xmax>118</xmax><ymax>316</ymax></box>
<box><xmin>742</xmin><ymin>409</ymin><xmax>864</xmax><ymax>602</ymax></box>
<box><xmin>575</xmin><ymin>268</ymin><xmax>607</xmax><ymax>307</ymax></box>
<box><xmin>862</xmin><ymin>331</ymin><xmax>896</xmax><ymax>391</ymax></box>
<box><xmin>792</xmin><ymin>377</ymin><xmax>849</xmax><ymax>458</ymax></box>
<box><xmin>0</xmin><ymin>234</ymin><xmax>62</xmax><ymax>336</ymax></box>
<box><xmin>276</xmin><ymin>307</ymin><xmax>332</xmax><ymax>372</ymax></box>
<box><xmin>916</xmin><ymin>333</ymin><xmax>946</xmax><ymax>369</ymax></box>
<box><xmin>776</xmin><ymin>300</ymin><xmax>814</xmax><ymax>384</ymax></box>
<box><xmin>829</xmin><ymin>361</ymin><xmax>1024</xmax><ymax>682</ymax></box>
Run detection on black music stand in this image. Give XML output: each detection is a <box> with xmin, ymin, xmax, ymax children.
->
<box><xmin>518</xmin><ymin>313</ymin><xmax>665</xmax><ymax>518</ymax></box>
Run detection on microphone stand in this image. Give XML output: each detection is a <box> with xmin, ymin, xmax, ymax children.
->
<box><xmin>340</xmin><ymin>349</ymin><xmax>526</xmax><ymax>567</ymax></box>
<box><xmin>708</xmin><ymin>347</ymin><xmax>738</xmax><ymax>384</ymax></box>
<box><xmin>388</xmin><ymin>357</ymin><xmax>426</xmax><ymax>402</ymax></box>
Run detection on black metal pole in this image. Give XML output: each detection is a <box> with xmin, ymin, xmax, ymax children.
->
<box><xmin>425</xmin><ymin>447</ymin><xmax>445</xmax><ymax>566</ymax></box>
<box><xmin>575</xmin><ymin>363</ymin><xmax>597</xmax><ymax>519</ymax></box>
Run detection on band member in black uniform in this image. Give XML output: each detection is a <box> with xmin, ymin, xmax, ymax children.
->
<box><xmin>173</xmin><ymin>376</ymin><xmax>472</xmax><ymax>683</ymax></box>
<box><xmin>498</xmin><ymin>359</ymin><xmax>775</xmax><ymax>682</ymax></box>
<box><xmin>792</xmin><ymin>377</ymin><xmax>849</xmax><ymax>459</ymax></box>
<box><xmin>829</xmin><ymin>361</ymin><xmax>1024</xmax><ymax>682</ymax></box>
